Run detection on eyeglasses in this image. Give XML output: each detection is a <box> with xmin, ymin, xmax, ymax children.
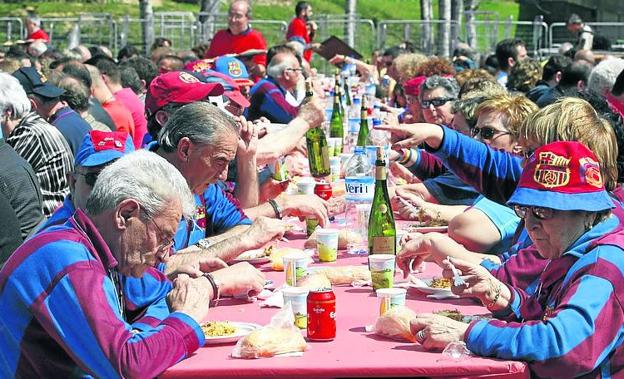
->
<box><xmin>513</xmin><ymin>205</ymin><xmax>555</xmax><ymax>220</ymax></box>
<box><xmin>76</xmin><ymin>171</ymin><xmax>100</xmax><ymax>187</ymax></box>
<box><xmin>471</xmin><ymin>127</ymin><xmax>511</xmax><ymax>140</ymax></box>
<box><xmin>142</xmin><ymin>211</ymin><xmax>174</xmax><ymax>255</ymax></box>
<box><xmin>284</xmin><ymin>67</ymin><xmax>303</xmax><ymax>73</ymax></box>
<box><xmin>420</xmin><ymin>97</ymin><xmax>455</xmax><ymax>109</ymax></box>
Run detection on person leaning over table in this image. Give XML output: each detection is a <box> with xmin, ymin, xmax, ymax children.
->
<box><xmin>408</xmin><ymin>141</ymin><xmax>624</xmax><ymax>378</ymax></box>
<box><xmin>0</xmin><ymin>151</ymin><xmax>227</xmax><ymax>378</ymax></box>
<box><xmin>382</xmin><ymin>98</ymin><xmax>622</xmax><ymax>291</ymax></box>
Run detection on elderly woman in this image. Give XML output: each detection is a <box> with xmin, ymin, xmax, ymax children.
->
<box><xmin>410</xmin><ymin>141</ymin><xmax>623</xmax><ymax>377</ymax></box>
<box><xmin>419</xmin><ymin>75</ymin><xmax>459</xmax><ymax>126</ymax></box>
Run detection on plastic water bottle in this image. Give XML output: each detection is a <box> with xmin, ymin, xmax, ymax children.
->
<box><xmin>343</xmin><ymin>146</ymin><xmax>374</xmax><ymax>254</ymax></box>
<box><xmin>346</xmin><ymin>96</ymin><xmax>361</xmax><ymax>152</ymax></box>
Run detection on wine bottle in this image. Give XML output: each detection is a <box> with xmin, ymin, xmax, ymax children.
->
<box><xmin>356</xmin><ymin>96</ymin><xmax>369</xmax><ymax>147</ymax></box>
<box><xmin>304</xmin><ymin>79</ymin><xmax>330</xmax><ymax>177</ymax></box>
<box><xmin>329</xmin><ymin>72</ymin><xmax>344</xmax><ymax>154</ymax></box>
<box><xmin>368</xmin><ymin>147</ymin><xmax>396</xmax><ymax>255</ymax></box>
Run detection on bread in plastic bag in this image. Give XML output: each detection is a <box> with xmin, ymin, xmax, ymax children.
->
<box><xmin>232</xmin><ymin>302</ymin><xmax>307</xmax><ymax>359</ymax></box>
<box><xmin>315</xmin><ymin>265</ymin><xmax>371</xmax><ymax>285</ymax></box>
<box><xmin>296</xmin><ymin>273</ymin><xmax>332</xmax><ymax>290</ymax></box>
<box><xmin>373</xmin><ymin>305</ymin><xmax>417</xmax><ymax>342</ymax></box>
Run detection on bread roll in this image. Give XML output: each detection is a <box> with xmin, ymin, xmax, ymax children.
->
<box><xmin>316</xmin><ymin>266</ymin><xmax>371</xmax><ymax>285</ymax></box>
<box><xmin>296</xmin><ymin>273</ymin><xmax>331</xmax><ymax>290</ymax></box>
<box><xmin>373</xmin><ymin>305</ymin><xmax>417</xmax><ymax>342</ymax></box>
<box><xmin>238</xmin><ymin>326</ymin><xmax>307</xmax><ymax>359</ymax></box>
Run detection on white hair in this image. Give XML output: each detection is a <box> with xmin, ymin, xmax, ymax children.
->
<box><xmin>26</xmin><ymin>15</ymin><xmax>41</xmax><ymax>27</ymax></box>
<box><xmin>86</xmin><ymin>150</ymin><xmax>195</xmax><ymax>219</ymax></box>
<box><xmin>27</xmin><ymin>40</ymin><xmax>48</xmax><ymax>57</ymax></box>
<box><xmin>587</xmin><ymin>58</ymin><xmax>624</xmax><ymax>95</ymax></box>
<box><xmin>0</xmin><ymin>73</ymin><xmax>32</xmax><ymax>119</ymax></box>
<box><xmin>267</xmin><ymin>59</ymin><xmax>291</xmax><ymax>79</ymax></box>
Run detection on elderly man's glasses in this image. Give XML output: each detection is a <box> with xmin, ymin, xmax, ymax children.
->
<box><xmin>471</xmin><ymin>127</ymin><xmax>511</xmax><ymax>140</ymax></box>
<box><xmin>143</xmin><ymin>211</ymin><xmax>175</xmax><ymax>254</ymax></box>
<box><xmin>420</xmin><ymin>97</ymin><xmax>455</xmax><ymax>109</ymax></box>
<box><xmin>285</xmin><ymin>67</ymin><xmax>303</xmax><ymax>73</ymax></box>
<box><xmin>77</xmin><ymin>171</ymin><xmax>100</xmax><ymax>187</ymax></box>
<box><xmin>513</xmin><ymin>205</ymin><xmax>554</xmax><ymax>220</ymax></box>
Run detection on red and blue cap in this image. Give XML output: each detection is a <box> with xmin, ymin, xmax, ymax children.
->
<box><xmin>75</xmin><ymin>130</ymin><xmax>135</xmax><ymax>167</ymax></box>
<box><xmin>197</xmin><ymin>69</ymin><xmax>251</xmax><ymax>109</ymax></box>
<box><xmin>213</xmin><ymin>56</ymin><xmax>254</xmax><ymax>87</ymax></box>
<box><xmin>507</xmin><ymin>141</ymin><xmax>614</xmax><ymax>211</ymax></box>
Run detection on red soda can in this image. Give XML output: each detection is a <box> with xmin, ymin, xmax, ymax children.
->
<box><xmin>307</xmin><ymin>289</ymin><xmax>336</xmax><ymax>341</ymax></box>
<box><xmin>314</xmin><ymin>181</ymin><xmax>332</xmax><ymax>201</ymax></box>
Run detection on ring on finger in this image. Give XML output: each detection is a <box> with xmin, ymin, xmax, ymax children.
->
<box><xmin>416</xmin><ymin>329</ymin><xmax>426</xmax><ymax>343</ymax></box>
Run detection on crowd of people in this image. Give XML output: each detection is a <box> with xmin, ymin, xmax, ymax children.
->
<box><xmin>1</xmin><ymin>0</ymin><xmax>624</xmax><ymax>377</ymax></box>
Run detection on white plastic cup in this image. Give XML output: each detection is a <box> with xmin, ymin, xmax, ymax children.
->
<box><xmin>376</xmin><ymin>287</ymin><xmax>407</xmax><ymax>316</ymax></box>
<box><xmin>283</xmin><ymin>252</ymin><xmax>310</xmax><ymax>286</ymax></box>
<box><xmin>282</xmin><ymin>287</ymin><xmax>310</xmax><ymax>329</ymax></box>
<box><xmin>316</xmin><ymin>228</ymin><xmax>339</xmax><ymax>262</ymax></box>
<box><xmin>368</xmin><ymin>254</ymin><xmax>396</xmax><ymax>290</ymax></box>
<box><xmin>296</xmin><ymin>178</ymin><xmax>316</xmax><ymax>195</ymax></box>
<box><xmin>329</xmin><ymin>156</ymin><xmax>341</xmax><ymax>182</ymax></box>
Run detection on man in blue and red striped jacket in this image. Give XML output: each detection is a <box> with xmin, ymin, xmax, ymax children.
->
<box><xmin>0</xmin><ymin>151</ymin><xmax>211</xmax><ymax>378</ymax></box>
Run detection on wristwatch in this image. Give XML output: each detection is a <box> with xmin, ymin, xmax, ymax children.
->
<box><xmin>195</xmin><ymin>239</ymin><xmax>211</xmax><ymax>250</ymax></box>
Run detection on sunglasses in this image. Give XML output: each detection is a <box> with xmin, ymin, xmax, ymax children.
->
<box><xmin>471</xmin><ymin>127</ymin><xmax>511</xmax><ymax>140</ymax></box>
<box><xmin>77</xmin><ymin>171</ymin><xmax>100</xmax><ymax>187</ymax></box>
<box><xmin>420</xmin><ymin>97</ymin><xmax>455</xmax><ymax>109</ymax></box>
<box><xmin>513</xmin><ymin>205</ymin><xmax>554</xmax><ymax>220</ymax></box>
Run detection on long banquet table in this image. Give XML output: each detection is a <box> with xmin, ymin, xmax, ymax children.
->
<box><xmin>161</xmin><ymin>223</ymin><xmax>529</xmax><ymax>379</ymax></box>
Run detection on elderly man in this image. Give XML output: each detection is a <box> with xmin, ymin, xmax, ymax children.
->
<box><xmin>25</xmin><ymin>13</ymin><xmax>49</xmax><ymax>43</ymax></box>
<box><xmin>0</xmin><ymin>150</ymin><xmax>265</xmax><ymax>377</ymax></box>
<box><xmin>205</xmin><ymin>0</ymin><xmax>267</xmax><ymax>80</ymax></box>
<box><xmin>0</xmin><ymin>72</ymin><xmax>73</xmax><ymax>217</ymax></box>
<box><xmin>246</xmin><ymin>45</ymin><xmax>302</xmax><ymax>123</ymax></box>
<box><xmin>13</xmin><ymin>66</ymin><xmax>92</xmax><ymax>156</ymax></box>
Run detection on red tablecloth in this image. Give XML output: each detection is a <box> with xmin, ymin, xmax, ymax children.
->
<box><xmin>161</xmin><ymin>224</ymin><xmax>529</xmax><ymax>379</ymax></box>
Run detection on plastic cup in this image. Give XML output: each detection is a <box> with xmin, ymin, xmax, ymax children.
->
<box><xmin>296</xmin><ymin>178</ymin><xmax>316</xmax><ymax>195</ymax></box>
<box><xmin>316</xmin><ymin>228</ymin><xmax>339</xmax><ymax>262</ymax></box>
<box><xmin>282</xmin><ymin>287</ymin><xmax>310</xmax><ymax>329</ymax></box>
<box><xmin>329</xmin><ymin>156</ymin><xmax>341</xmax><ymax>182</ymax></box>
<box><xmin>330</xmin><ymin>137</ymin><xmax>343</xmax><ymax>156</ymax></box>
<box><xmin>368</xmin><ymin>254</ymin><xmax>396</xmax><ymax>290</ymax></box>
<box><xmin>283</xmin><ymin>252</ymin><xmax>310</xmax><ymax>286</ymax></box>
<box><xmin>376</xmin><ymin>287</ymin><xmax>407</xmax><ymax>316</ymax></box>
<box><xmin>326</xmin><ymin>138</ymin><xmax>337</xmax><ymax>157</ymax></box>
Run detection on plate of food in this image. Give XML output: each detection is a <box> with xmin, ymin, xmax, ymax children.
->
<box><xmin>232</xmin><ymin>246</ymin><xmax>273</xmax><ymax>265</ymax></box>
<box><xmin>202</xmin><ymin>321</ymin><xmax>262</xmax><ymax>345</ymax></box>
<box><xmin>434</xmin><ymin>309</ymin><xmax>491</xmax><ymax>323</ymax></box>
<box><xmin>408</xmin><ymin>276</ymin><xmax>454</xmax><ymax>296</ymax></box>
<box><xmin>406</xmin><ymin>222</ymin><xmax>448</xmax><ymax>234</ymax></box>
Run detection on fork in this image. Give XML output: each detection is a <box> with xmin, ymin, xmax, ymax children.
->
<box><xmin>447</xmin><ymin>259</ymin><xmax>466</xmax><ymax>287</ymax></box>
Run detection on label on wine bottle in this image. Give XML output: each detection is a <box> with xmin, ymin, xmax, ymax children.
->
<box><xmin>345</xmin><ymin>176</ymin><xmax>374</xmax><ymax>202</ymax></box>
<box><xmin>371</xmin><ymin>236</ymin><xmax>395</xmax><ymax>255</ymax></box>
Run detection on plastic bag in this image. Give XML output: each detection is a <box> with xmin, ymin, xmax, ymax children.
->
<box><xmin>232</xmin><ymin>302</ymin><xmax>307</xmax><ymax>359</ymax></box>
<box><xmin>373</xmin><ymin>305</ymin><xmax>417</xmax><ymax>342</ymax></box>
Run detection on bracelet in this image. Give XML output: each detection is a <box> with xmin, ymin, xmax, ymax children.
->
<box><xmin>486</xmin><ymin>281</ymin><xmax>502</xmax><ymax>309</ymax></box>
<box><xmin>203</xmin><ymin>272</ymin><xmax>221</xmax><ymax>306</ymax></box>
<box><xmin>268</xmin><ymin>199</ymin><xmax>283</xmax><ymax>219</ymax></box>
<box><xmin>399</xmin><ymin>148</ymin><xmax>411</xmax><ymax>164</ymax></box>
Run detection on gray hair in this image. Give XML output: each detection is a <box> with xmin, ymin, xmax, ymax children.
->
<box><xmin>267</xmin><ymin>58</ymin><xmax>291</xmax><ymax>79</ymax></box>
<box><xmin>420</xmin><ymin>75</ymin><xmax>460</xmax><ymax>99</ymax></box>
<box><xmin>0</xmin><ymin>73</ymin><xmax>32</xmax><ymax>119</ymax></box>
<box><xmin>26</xmin><ymin>15</ymin><xmax>41</xmax><ymax>27</ymax></box>
<box><xmin>587</xmin><ymin>58</ymin><xmax>624</xmax><ymax>96</ymax></box>
<box><xmin>86</xmin><ymin>150</ymin><xmax>195</xmax><ymax>219</ymax></box>
<box><xmin>158</xmin><ymin>102</ymin><xmax>238</xmax><ymax>153</ymax></box>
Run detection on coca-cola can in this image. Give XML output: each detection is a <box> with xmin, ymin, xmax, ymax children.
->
<box><xmin>307</xmin><ymin>289</ymin><xmax>336</xmax><ymax>341</ymax></box>
<box><xmin>314</xmin><ymin>181</ymin><xmax>332</xmax><ymax>201</ymax></box>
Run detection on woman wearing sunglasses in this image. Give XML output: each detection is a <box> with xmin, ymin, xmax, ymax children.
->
<box><xmin>409</xmin><ymin>141</ymin><xmax>624</xmax><ymax>378</ymax></box>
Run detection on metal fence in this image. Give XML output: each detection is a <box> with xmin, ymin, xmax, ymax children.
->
<box><xmin>549</xmin><ymin>22</ymin><xmax>624</xmax><ymax>52</ymax></box>
<box><xmin>0</xmin><ymin>17</ymin><xmax>23</xmax><ymax>43</ymax></box>
<box><xmin>8</xmin><ymin>13</ymin><xmax>624</xmax><ymax>61</ymax></box>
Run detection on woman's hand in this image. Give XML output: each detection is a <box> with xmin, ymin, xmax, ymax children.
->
<box><xmin>441</xmin><ymin>257</ymin><xmax>505</xmax><ymax>307</ymax></box>
<box><xmin>410</xmin><ymin>313</ymin><xmax>469</xmax><ymax>351</ymax></box>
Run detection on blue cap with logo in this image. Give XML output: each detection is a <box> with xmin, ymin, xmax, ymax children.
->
<box><xmin>213</xmin><ymin>56</ymin><xmax>254</xmax><ymax>87</ymax></box>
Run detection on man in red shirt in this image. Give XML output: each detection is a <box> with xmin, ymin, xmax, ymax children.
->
<box><xmin>205</xmin><ymin>0</ymin><xmax>267</xmax><ymax>81</ymax></box>
<box><xmin>286</xmin><ymin>1</ymin><xmax>317</xmax><ymax>62</ymax></box>
<box><xmin>25</xmin><ymin>14</ymin><xmax>50</xmax><ymax>43</ymax></box>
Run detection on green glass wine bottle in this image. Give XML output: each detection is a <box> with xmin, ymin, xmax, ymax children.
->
<box><xmin>329</xmin><ymin>73</ymin><xmax>344</xmax><ymax>154</ymax></box>
<box><xmin>356</xmin><ymin>96</ymin><xmax>370</xmax><ymax>147</ymax></box>
<box><xmin>304</xmin><ymin>79</ymin><xmax>330</xmax><ymax>177</ymax></box>
<box><xmin>368</xmin><ymin>147</ymin><xmax>396</xmax><ymax>255</ymax></box>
